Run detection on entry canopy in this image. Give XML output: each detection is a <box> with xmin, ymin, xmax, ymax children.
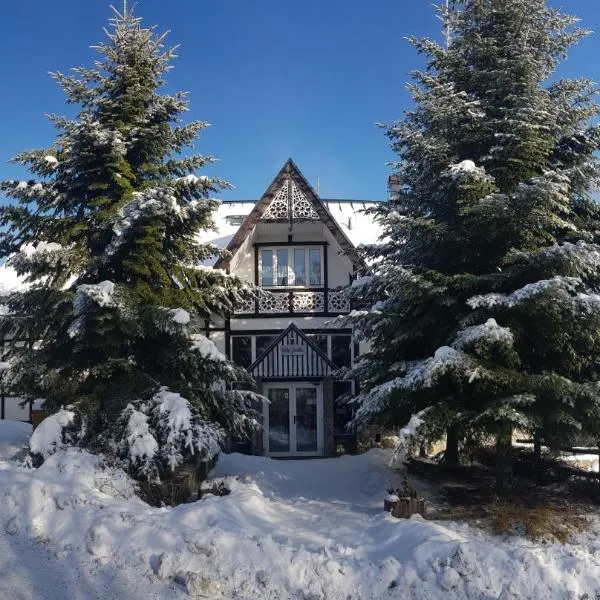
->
<box><xmin>248</xmin><ymin>324</ymin><xmax>337</xmax><ymax>379</ymax></box>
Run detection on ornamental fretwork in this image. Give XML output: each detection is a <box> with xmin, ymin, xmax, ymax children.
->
<box><xmin>258</xmin><ymin>291</ymin><xmax>290</xmax><ymax>314</ymax></box>
<box><xmin>291</xmin><ymin>182</ymin><xmax>319</xmax><ymax>220</ymax></box>
<box><xmin>327</xmin><ymin>290</ymin><xmax>350</xmax><ymax>313</ymax></box>
<box><xmin>261</xmin><ymin>179</ymin><xmax>320</xmax><ymax>221</ymax></box>
<box><xmin>262</xmin><ymin>180</ymin><xmax>289</xmax><ymax>220</ymax></box>
<box><xmin>234</xmin><ymin>291</ymin><xmax>349</xmax><ymax>315</ymax></box>
<box><xmin>234</xmin><ymin>296</ymin><xmax>255</xmax><ymax>314</ymax></box>
<box><xmin>292</xmin><ymin>291</ymin><xmax>325</xmax><ymax>313</ymax></box>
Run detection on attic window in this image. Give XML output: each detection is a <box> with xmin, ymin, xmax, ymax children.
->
<box><xmin>259</xmin><ymin>246</ymin><xmax>323</xmax><ymax>287</ymax></box>
<box><xmin>225</xmin><ymin>215</ymin><xmax>246</xmax><ymax>226</ymax></box>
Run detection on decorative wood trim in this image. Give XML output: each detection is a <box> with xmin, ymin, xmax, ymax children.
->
<box><xmin>228</xmin><ymin>328</ymin><xmax>353</xmax><ymax>335</ymax></box>
<box><xmin>233</xmin><ymin>311</ymin><xmax>347</xmax><ymax>319</ymax></box>
<box><xmin>261</xmin><ymin>377</ymin><xmax>324</xmax><ymax>382</ymax></box>
<box><xmin>248</xmin><ymin>323</ymin><xmax>338</xmax><ymax>378</ymax></box>
<box><xmin>214</xmin><ymin>159</ymin><xmax>366</xmax><ymax>271</ymax></box>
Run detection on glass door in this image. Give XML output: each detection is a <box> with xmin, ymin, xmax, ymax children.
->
<box><xmin>263</xmin><ymin>383</ymin><xmax>323</xmax><ymax>457</ymax></box>
<box><xmin>295</xmin><ymin>387</ymin><xmax>318</xmax><ymax>453</ymax></box>
<box><xmin>267</xmin><ymin>387</ymin><xmax>291</xmax><ymax>455</ymax></box>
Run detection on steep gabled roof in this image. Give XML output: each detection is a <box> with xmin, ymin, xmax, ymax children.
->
<box><xmin>214</xmin><ymin>159</ymin><xmax>365</xmax><ymax>270</ymax></box>
<box><xmin>248</xmin><ymin>323</ymin><xmax>337</xmax><ymax>378</ymax></box>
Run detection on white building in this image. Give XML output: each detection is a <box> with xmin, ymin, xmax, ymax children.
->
<box><xmin>199</xmin><ymin>159</ymin><xmax>383</xmax><ymax>457</ymax></box>
<box><xmin>0</xmin><ymin>159</ymin><xmax>384</xmax><ymax>457</ymax></box>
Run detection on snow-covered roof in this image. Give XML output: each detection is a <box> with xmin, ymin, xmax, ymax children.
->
<box><xmin>0</xmin><ymin>199</ymin><xmax>383</xmax><ymax>296</ymax></box>
<box><xmin>196</xmin><ymin>199</ymin><xmax>383</xmax><ymax>249</ymax></box>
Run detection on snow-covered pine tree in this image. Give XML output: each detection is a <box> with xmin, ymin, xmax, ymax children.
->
<box><xmin>0</xmin><ymin>6</ymin><xmax>258</xmax><ymax>485</ymax></box>
<box><xmin>347</xmin><ymin>0</ymin><xmax>600</xmax><ymax>474</ymax></box>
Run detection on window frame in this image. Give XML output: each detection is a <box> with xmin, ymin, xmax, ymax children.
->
<box><xmin>258</xmin><ymin>245</ymin><xmax>324</xmax><ymax>288</ymax></box>
<box><xmin>229</xmin><ymin>332</ymin><xmax>355</xmax><ymax>369</ymax></box>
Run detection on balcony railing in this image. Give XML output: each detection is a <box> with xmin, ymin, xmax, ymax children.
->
<box><xmin>234</xmin><ymin>289</ymin><xmax>350</xmax><ymax>316</ymax></box>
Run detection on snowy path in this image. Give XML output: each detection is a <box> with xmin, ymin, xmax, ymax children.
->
<box><xmin>211</xmin><ymin>450</ymin><xmax>430</xmax><ymax>555</ymax></box>
<box><xmin>2</xmin><ymin>420</ymin><xmax>600</xmax><ymax>599</ymax></box>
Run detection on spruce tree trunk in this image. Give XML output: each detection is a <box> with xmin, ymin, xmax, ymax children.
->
<box><xmin>444</xmin><ymin>427</ymin><xmax>460</xmax><ymax>466</ymax></box>
<box><xmin>495</xmin><ymin>427</ymin><xmax>513</xmax><ymax>492</ymax></box>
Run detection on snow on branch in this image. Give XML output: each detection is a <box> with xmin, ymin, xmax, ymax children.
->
<box><xmin>446</xmin><ymin>159</ymin><xmax>492</xmax><ymax>182</ymax></box>
<box><xmin>104</xmin><ymin>188</ymin><xmax>186</xmax><ymax>259</ymax></box>
<box><xmin>190</xmin><ymin>334</ymin><xmax>226</xmax><ymax>362</ymax></box>
<box><xmin>125</xmin><ymin>407</ymin><xmax>159</xmax><ymax>475</ymax></box>
<box><xmin>29</xmin><ymin>409</ymin><xmax>76</xmax><ymax>459</ymax></box>
<box><xmin>453</xmin><ymin>318</ymin><xmax>514</xmax><ymax>350</ymax></box>
<box><xmin>170</xmin><ymin>307</ymin><xmax>190</xmax><ymax>325</ymax></box>
<box><xmin>353</xmin><ymin>346</ymin><xmax>477</xmax><ymax>425</ymax></box>
<box><xmin>467</xmin><ymin>276</ymin><xmax>582</xmax><ymax>309</ymax></box>
<box><xmin>8</xmin><ymin>241</ymin><xmax>67</xmax><ymax>274</ymax></box>
<box><xmin>68</xmin><ymin>280</ymin><xmax>117</xmax><ymax>338</ymax></box>
<box><xmin>525</xmin><ymin>241</ymin><xmax>600</xmax><ymax>279</ymax></box>
<box><xmin>119</xmin><ymin>388</ymin><xmax>223</xmax><ymax>479</ymax></box>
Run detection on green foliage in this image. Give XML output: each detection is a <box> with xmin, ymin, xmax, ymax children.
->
<box><xmin>0</xmin><ymin>5</ymin><xmax>258</xmax><ymax>476</ymax></box>
<box><xmin>349</xmin><ymin>0</ymin><xmax>600</xmax><ymax>454</ymax></box>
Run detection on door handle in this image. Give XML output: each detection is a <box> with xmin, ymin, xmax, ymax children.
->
<box><xmin>293</xmin><ymin>415</ymin><xmax>296</xmax><ymax>424</ymax></box>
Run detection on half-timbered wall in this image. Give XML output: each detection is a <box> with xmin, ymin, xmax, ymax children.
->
<box><xmin>249</xmin><ymin>325</ymin><xmax>335</xmax><ymax>379</ymax></box>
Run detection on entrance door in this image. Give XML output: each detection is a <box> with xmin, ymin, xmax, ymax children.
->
<box><xmin>263</xmin><ymin>383</ymin><xmax>323</xmax><ymax>457</ymax></box>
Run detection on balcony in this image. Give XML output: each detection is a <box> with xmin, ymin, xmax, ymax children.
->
<box><xmin>234</xmin><ymin>289</ymin><xmax>350</xmax><ymax>316</ymax></box>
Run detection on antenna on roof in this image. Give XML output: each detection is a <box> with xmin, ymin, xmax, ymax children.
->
<box><xmin>316</xmin><ymin>176</ymin><xmax>320</xmax><ymax>196</ymax></box>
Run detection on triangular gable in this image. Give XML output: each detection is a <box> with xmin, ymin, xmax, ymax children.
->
<box><xmin>248</xmin><ymin>323</ymin><xmax>337</xmax><ymax>379</ymax></box>
<box><xmin>261</xmin><ymin>178</ymin><xmax>320</xmax><ymax>220</ymax></box>
<box><xmin>214</xmin><ymin>159</ymin><xmax>365</xmax><ymax>270</ymax></box>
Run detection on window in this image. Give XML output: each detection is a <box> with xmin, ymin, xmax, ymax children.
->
<box><xmin>256</xmin><ymin>335</ymin><xmax>277</xmax><ymax>359</ymax></box>
<box><xmin>259</xmin><ymin>246</ymin><xmax>323</xmax><ymax>287</ymax></box>
<box><xmin>276</xmin><ymin>249</ymin><xmax>289</xmax><ymax>286</ymax></box>
<box><xmin>294</xmin><ymin>249</ymin><xmax>306</xmax><ymax>286</ymax></box>
<box><xmin>306</xmin><ymin>334</ymin><xmax>328</xmax><ymax>355</ymax></box>
<box><xmin>231</xmin><ymin>336</ymin><xmax>252</xmax><ymax>368</ymax></box>
<box><xmin>261</xmin><ymin>250</ymin><xmax>273</xmax><ymax>287</ymax></box>
<box><xmin>225</xmin><ymin>215</ymin><xmax>246</xmax><ymax>226</ymax></box>
<box><xmin>309</xmin><ymin>248</ymin><xmax>321</xmax><ymax>286</ymax></box>
<box><xmin>331</xmin><ymin>335</ymin><xmax>352</xmax><ymax>368</ymax></box>
<box><xmin>229</xmin><ymin>331</ymin><xmax>354</xmax><ymax>371</ymax></box>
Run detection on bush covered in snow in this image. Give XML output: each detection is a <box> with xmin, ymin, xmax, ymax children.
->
<box><xmin>116</xmin><ymin>388</ymin><xmax>222</xmax><ymax>481</ymax></box>
<box><xmin>28</xmin><ymin>409</ymin><xmax>87</xmax><ymax>466</ymax></box>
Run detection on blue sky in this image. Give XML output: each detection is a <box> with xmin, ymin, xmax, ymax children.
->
<box><xmin>1</xmin><ymin>1</ymin><xmax>599</xmax><ymax>201</ymax></box>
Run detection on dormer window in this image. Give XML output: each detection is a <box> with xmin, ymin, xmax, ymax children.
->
<box><xmin>259</xmin><ymin>246</ymin><xmax>323</xmax><ymax>287</ymax></box>
<box><xmin>225</xmin><ymin>215</ymin><xmax>246</xmax><ymax>226</ymax></box>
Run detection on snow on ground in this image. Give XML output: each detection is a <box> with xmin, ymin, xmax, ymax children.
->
<box><xmin>561</xmin><ymin>453</ymin><xmax>599</xmax><ymax>472</ymax></box>
<box><xmin>1</xmin><ymin>422</ymin><xmax>600</xmax><ymax>599</ymax></box>
<box><xmin>0</xmin><ymin>420</ymin><xmax>31</xmax><ymax>461</ymax></box>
